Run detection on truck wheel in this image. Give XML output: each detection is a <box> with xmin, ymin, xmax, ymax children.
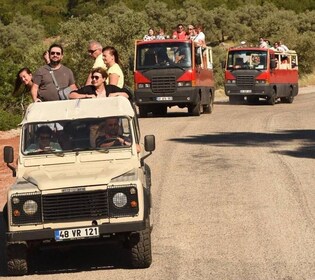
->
<box><xmin>267</xmin><ymin>89</ymin><xmax>276</xmax><ymax>105</ymax></box>
<box><xmin>128</xmin><ymin>218</ymin><xmax>152</xmax><ymax>268</ymax></box>
<box><xmin>138</xmin><ymin>106</ymin><xmax>148</xmax><ymax>118</ymax></box>
<box><xmin>6</xmin><ymin>243</ymin><xmax>28</xmax><ymax>276</ymax></box>
<box><xmin>203</xmin><ymin>94</ymin><xmax>213</xmax><ymax>114</ymax></box>
<box><xmin>282</xmin><ymin>88</ymin><xmax>294</xmax><ymax>104</ymax></box>
<box><xmin>188</xmin><ymin>95</ymin><xmax>201</xmax><ymax>116</ymax></box>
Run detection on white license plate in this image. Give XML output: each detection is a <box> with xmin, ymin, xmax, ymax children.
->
<box><xmin>54</xmin><ymin>226</ymin><xmax>99</xmax><ymax>241</ymax></box>
<box><xmin>240</xmin><ymin>90</ymin><xmax>252</xmax><ymax>93</ymax></box>
<box><xmin>156</xmin><ymin>96</ymin><xmax>173</xmax><ymax>101</ymax></box>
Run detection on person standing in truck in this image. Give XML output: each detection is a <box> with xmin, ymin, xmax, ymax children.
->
<box><xmin>31</xmin><ymin>43</ymin><xmax>77</xmax><ymax>102</ymax></box>
<box><xmin>102</xmin><ymin>46</ymin><xmax>124</xmax><ymax>89</ymax></box>
<box><xmin>172</xmin><ymin>24</ymin><xmax>186</xmax><ymax>39</ymax></box>
<box><xmin>85</xmin><ymin>40</ymin><xmax>107</xmax><ymax>85</ymax></box>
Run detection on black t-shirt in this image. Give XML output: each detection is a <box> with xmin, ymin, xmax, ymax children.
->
<box><xmin>72</xmin><ymin>85</ymin><xmax>133</xmax><ymax>100</ymax></box>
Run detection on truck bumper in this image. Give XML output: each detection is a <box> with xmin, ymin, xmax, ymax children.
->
<box><xmin>135</xmin><ymin>87</ymin><xmax>200</xmax><ymax>106</ymax></box>
<box><xmin>224</xmin><ymin>84</ymin><xmax>272</xmax><ymax>97</ymax></box>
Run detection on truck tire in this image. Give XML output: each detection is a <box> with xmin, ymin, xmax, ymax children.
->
<box><xmin>267</xmin><ymin>89</ymin><xmax>276</xmax><ymax>105</ymax></box>
<box><xmin>203</xmin><ymin>93</ymin><xmax>214</xmax><ymax>114</ymax></box>
<box><xmin>281</xmin><ymin>87</ymin><xmax>294</xmax><ymax>104</ymax></box>
<box><xmin>128</xmin><ymin>218</ymin><xmax>152</xmax><ymax>268</ymax></box>
<box><xmin>6</xmin><ymin>243</ymin><xmax>28</xmax><ymax>276</ymax></box>
<box><xmin>188</xmin><ymin>95</ymin><xmax>201</xmax><ymax>116</ymax></box>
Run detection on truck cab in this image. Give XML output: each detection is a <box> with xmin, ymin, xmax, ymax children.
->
<box><xmin>133</xmin><ymin>39</ymin><xmax>215</xmax><ymax>116</ymax></box>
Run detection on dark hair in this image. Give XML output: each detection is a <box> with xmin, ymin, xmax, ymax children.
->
<box><xmin>49</xmin><ymin>43</ymin><xmax>64</xmax><ymax>54</ymax></box>
<box><xmin>92</xmin><ymin>67</ymin><xmax>108</xmax><ymax>79</ymax></box>
<box><xmin>13</xmin><ymin>67</ymin><xmax>32</xmax><ymax>96</ymax></box>
<box><xmin>36</xmin><ymin>125</ymin><xmax>53</xmax><ymax>137</ymax></box>
<box><xmin>102</xmin><ymin>46</ymin><xmax>119</xmax><ymax>64</ymax></box>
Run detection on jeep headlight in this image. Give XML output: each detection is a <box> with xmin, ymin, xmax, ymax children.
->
<box><xmin>23</xmin><ymin>200</ymin><xmax>38</xmax><ymax>215</ymax></box>
<box><xmin>11</xmin><ymin>193</ymin><xmax>42</xmax><ymax>225</ymax></box>
<box><xmin>113</xmin><ymin>193</ymin><xmax>127</xmax><ymax>208</ymax></box>
<box><xmin>108</xmin><ymin>185</ymin><xmax>139</xmax><ymax>217</ymax></box>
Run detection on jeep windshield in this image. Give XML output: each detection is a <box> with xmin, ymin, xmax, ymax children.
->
<box><xmin>22</xmin><ymin>117</ymin><xmax>132</xmax><ymax>155</ymax></box>
<box><xmin>136</xmin><ymin>42</ymin><xmax>192</xmax><ymax>70</ymax></box>
<box><xmin>227</xmin><ymin>50</ymin><xmax>267</xmax><ymax>70</ymax></box>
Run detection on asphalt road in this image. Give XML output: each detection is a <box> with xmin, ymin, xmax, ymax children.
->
<box><xmin>2</xmin><ymin>91</ymin><xmax>315</xmax><ymax>279</ymax></box>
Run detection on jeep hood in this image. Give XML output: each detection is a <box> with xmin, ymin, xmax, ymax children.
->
<box><xmin>23</xmin><ymin>162</ymin><xmax>137</xmax><ymax>190</ymax></box>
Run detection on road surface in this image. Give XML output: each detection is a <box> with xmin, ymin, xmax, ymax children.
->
<box><xmin>1</xmin><ymin>90</ymin><xmax>315</xmax><ymax>279</ymax></box>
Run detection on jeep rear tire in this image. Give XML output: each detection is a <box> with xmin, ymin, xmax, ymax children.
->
<box><xmin>128</xmin><ymin>218</ymin><xmax>152</xmax><ymax>268</ymax></box>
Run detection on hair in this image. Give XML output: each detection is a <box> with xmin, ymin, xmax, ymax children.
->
<box><xmin>177</xmin><ymin>23</ymin><xmax>184</xmax><ymax>28</ymax></box>
<box><xmin>102</xmin><ymin>46</ymin><xmax>119</xmax><ymax>64</ymax></box>
<box><xmin>49</xmin><ymin>43</ymin><xmax>64</xmax><ymax>54</ymax></box>
<box><xmin>36</xmin><ymin>125</ymin><xmax>53</xmax><ymax>137</ymax></box>
<box><xmin>13</xmin><ymin>67</ymin><xmax>32</xmax><ymax>96</ymax></box>
<box><xmin>89</xmin><ymin>40</ymin><xmax>102</xmax><ymax>50</ymax></box>
<box><xmin>92</xmin><ymin>67</ymin><xmax>108</xmax><ymax>79</ymax></box>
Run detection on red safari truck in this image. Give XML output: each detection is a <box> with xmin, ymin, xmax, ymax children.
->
<box><xmin>132</xmin><ymin>39</ymin><xmax>215</xmax><ymax>117</ymax></box>
<box><xmin>224</xmin><ymin>47</ymin><xmax>298</xmax><ymax>105</ymax></box>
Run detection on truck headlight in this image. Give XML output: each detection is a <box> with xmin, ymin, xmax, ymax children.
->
<box><xmin>177</xmin><ymin>81</ymin><xmax>192</xmax><ymax>87</ymax></box>
<box><xmin>23</xmin><ymin>200</ymin><xmax>38</xmax><ymax>215</ymax></box>
<box><xmin>138</xmin><ymin>83</ymin><xmax>150</xmax><ymax>89</ymax></box>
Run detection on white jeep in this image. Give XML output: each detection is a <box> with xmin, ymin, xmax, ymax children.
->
<box><xmin>3</xmin><ymin>96</ymin><xmax>155</xmax><ymax>275</ymax></box>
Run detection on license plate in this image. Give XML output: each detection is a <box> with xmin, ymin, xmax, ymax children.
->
<box><xmin>156</xmin><ymin>96</ymin><xmax>173</xmax><ymax>101</ymax></box>
<box><xmin>240</xmin><ymin>90</ymin><xmax>252</xmax><ymax>93</ymax></box>
<box><xmin>54</xmin><ymin>226</ymin><xmax>99</xmax><ymax>241</ymax></box>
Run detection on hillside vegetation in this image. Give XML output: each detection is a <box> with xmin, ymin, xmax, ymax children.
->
<box><xmin>0</xmin><ymin>0</ymin><xmax>315</xmax><ymax>129</ymax></box>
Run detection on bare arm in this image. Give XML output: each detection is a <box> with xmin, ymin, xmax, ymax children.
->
<box><xmin>85</xmin><ymin>72</ymin><xmax>92</xmax><ymax>86</ymax></box>
<box><xmin>108</xmin><ymin>92</ymin><xmax>129</xmax><ymax>98</ymax></box>
<box><xmin>108</xmin><ymin>73</ymin><xmax>119</xmax><ymax>86</ymax></box>
<box><xmin>69</xmin><ymin>92</ymin><xmax>94</xmax><ymax>99</ymax></box>
<box><xmin>31</xmin><ymin>83</ymin><xmax>40</xmax><ymax>102</ymax></box>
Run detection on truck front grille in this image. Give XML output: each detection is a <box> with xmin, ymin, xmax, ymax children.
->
<box><xmin>152</xmin><ymin>76</ymin><xmax>176</xmax><ymax>94</ymax></box>
<box><xmin>236</xmin><ymin>75</ymin><xmax>254</xmax><ymax>87</ymax></box>
<box><xmin>43</xmin><ymin>190</ymin><xmax>108</xmax><ymax>222</ymax></box>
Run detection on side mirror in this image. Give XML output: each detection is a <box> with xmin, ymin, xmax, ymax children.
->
<box><xmin>4</xmin><ymin>146</ymin><xmax>16</xmax><ymax>177</ymax></box>
<box><xmin>144</xmin><ymin>135</ymin><xmax>155</xmax><ymax>152</ymax></box>
<box><xmin>141</xmin><ymin>135</ymin><xmax>155</xmax><ymax>165</ymax></box>
<box><xmin>270</xmin><ymin>59</ymin><xmax>276</xmax><ymax>69</ymax></box>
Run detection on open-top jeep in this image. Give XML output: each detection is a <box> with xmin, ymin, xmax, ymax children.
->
<box><xmin>3</xmin><ymin>96</ymin><xmax>155</xmax><ymax>275</ymax></box>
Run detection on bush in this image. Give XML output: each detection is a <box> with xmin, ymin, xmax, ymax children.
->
<box><xmin>0</xmin><ymin>110</ymin><xmax>22</xmax><ymax>131</ymax></box>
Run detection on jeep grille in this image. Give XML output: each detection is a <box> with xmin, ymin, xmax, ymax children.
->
<box><xmin>43</xmin><ymin>190</ymin><xmax>108</xmax><ymax>222</ymax></box>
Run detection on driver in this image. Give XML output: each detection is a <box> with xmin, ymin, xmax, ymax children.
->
<box><xmin>95</xmin><ymin>117</ymin><xmax>131</xmax><ymax>148</ymax></box>
<box><xmin>25</xmin><ymin>125</ymin><xmax>62</xmax><ymax>153</ymax></box>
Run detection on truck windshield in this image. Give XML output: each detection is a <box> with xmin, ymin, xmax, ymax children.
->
<box><xmin>136</xmin><ymin>42</ymin><xmax>192</xmax><ymax>69</ymax></box>
<box><xmin>227</xmin><ymin>50</ymin><xmax>267</xmax><ymax>70</ymax></box>
<box><xmin>22</xmin><ymin>117</ymin><xmax>132</xmax><ymax>155</ymax></box>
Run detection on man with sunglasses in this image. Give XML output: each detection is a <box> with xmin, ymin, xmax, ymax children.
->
<box><xmin>31</xmin><ymin>43</ymin><xmax>77</xmax><ymax>102</ymax></box>
<box><xmin>85</xmin><ymin>40</ymin><xmax>107</xmax><ymax>85</ymax></box>
<box><xmin>172</xmin><ymin>24</ymin><xmax>187</xmax><ymax>39</ymax></box>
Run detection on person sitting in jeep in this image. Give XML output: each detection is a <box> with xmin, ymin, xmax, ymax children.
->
<box><xmin>25</xmin><ymin>125</ymin><xmax>62</xmax><ymax>153</ymax></box>
<box><xmin>95</xmin><ymin>117</ymin><xmax>131</xmax><ymax>148</ymax></box>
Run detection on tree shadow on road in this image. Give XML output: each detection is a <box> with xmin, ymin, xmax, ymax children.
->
<box><xmin>169</xmin><ymin>129</ymin><xmax>315</xmax><ymax>159</ymax></box>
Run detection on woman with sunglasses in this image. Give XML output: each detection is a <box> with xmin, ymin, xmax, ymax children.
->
<box><xmin>69</xmin><ymin>67</ymin><xmax>131</xmax><ymax>100</ymax></box>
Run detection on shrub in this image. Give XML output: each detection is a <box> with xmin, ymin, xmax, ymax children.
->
<box><xmin>0</xmin><ymin>110</ymin><xmax>22</xmax><ymax>131</ymax></box>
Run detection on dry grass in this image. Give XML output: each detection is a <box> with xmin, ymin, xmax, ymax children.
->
<box><xmin>300</xmin><ymin>72</ymin><xmax>315</xmax><ymax>87</ymax></box>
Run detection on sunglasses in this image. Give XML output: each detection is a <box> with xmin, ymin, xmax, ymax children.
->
<box><xmin>91</xmin><ymin>75</ymin><xmax>102</xmax><ymax>80</ymax></box>
<box><xmin>189</xmin><ymin>28</ymin><xmax>194</xmax><ymax>30</ymax></box>
<box><xmin>88</xmin><ymin>49</ymin><xmax>97</xmax><ymax>54</ymax></box>
<box><xmin>50</xmin><ymin>51</ymin><xmax>61</xmax><ymax>56</ymax></box>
